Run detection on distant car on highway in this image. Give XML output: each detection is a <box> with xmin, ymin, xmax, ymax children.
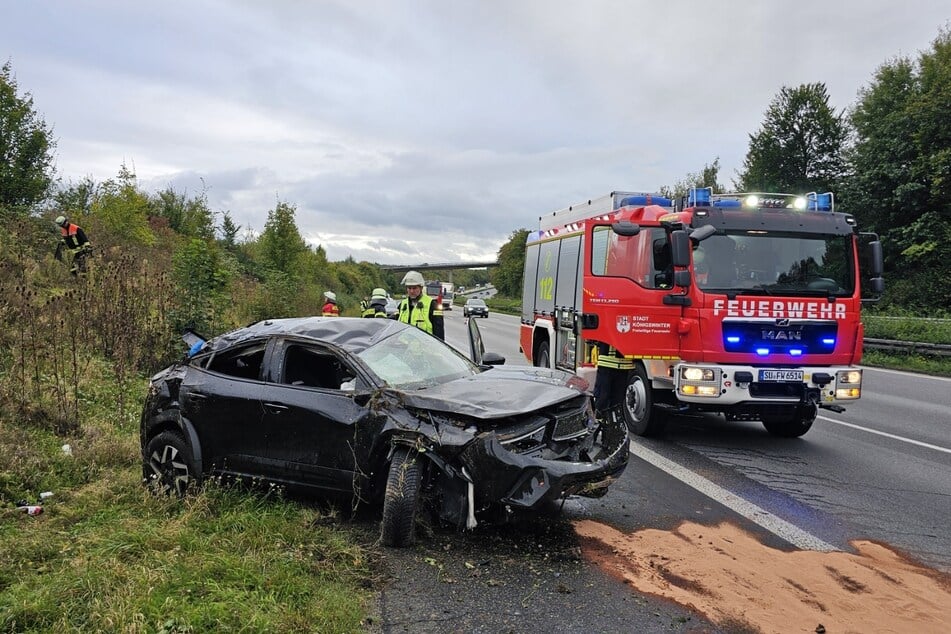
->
<box><xmin>463</xmin><ymin>297</ymin><xmax>489</xmax><ymax>318</ymax></box>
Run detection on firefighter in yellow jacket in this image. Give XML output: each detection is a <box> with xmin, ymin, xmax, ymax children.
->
<box><xmin>593</xmin><ymin>342</ymin><xmax>634</xmax><ymax>422</ymax></box>
<box><xmin>397</xmin><ymin>271</ymin><xmax>444</xmax><ymax>340</ymax></box>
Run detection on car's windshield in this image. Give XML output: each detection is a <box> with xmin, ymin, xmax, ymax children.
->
<box><xmin>357</xmin><ymin>326</ymin><xmax>479</xmax><ymax>389</ymax></box>
<box><xmin>468</xmin><ymin>299</ymin><xmax>485</xmax><ymax>306</ymax></box>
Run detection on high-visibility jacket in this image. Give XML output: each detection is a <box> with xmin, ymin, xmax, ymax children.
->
<box><xmin>363</xmin><ymin>299</ymin><xmax>387</xmax><ymax>318</ymax></box>
<box><xmin>398</xmin><ymin>293</ymin><xmax>444</xmax><ymax>340</ymax></box>
<box><xmin>321</xmin><ymin>301</ymin><xmax>339</xmax><ymax>317</ymax></box>
<box><xmin>60</xmin><ymin>223</ymin><xmax>90</xmax><ymax>251</ymax></box>
<box><xmin>594</xmin><ymin>343</ymin><xmax>635</xmax><ymax>370</ymax></box>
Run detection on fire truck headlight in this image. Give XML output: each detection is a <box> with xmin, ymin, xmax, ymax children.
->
<box><xmin>678</xmin><ymin>366</ymin><xmax>721</xmax><ymax>397</ymax></box>
<box><xmin>682</xmin><ymin>367</ymin><xmax>716</xmax><ymax>382</ymax></box>
<box><xmin>744</xmin><ymin>195</ymin><xmax>759</xmax><ymax>208</ymax></box>
<box><xmin>835</xmin><ymin>369</ymin><xmax>862</xmax><ymax>399</ymax></box>
<box><xmin>838</xmin><ymin>370</ymin><xmax>862</xmax><ymax>384</ymax></box>
<box><xmin>792</xmin><ymin>196</ymin><xmax>807</xmax><ymax>210</ymax></box>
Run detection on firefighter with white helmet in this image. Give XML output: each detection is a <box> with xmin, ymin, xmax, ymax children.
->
<box><xmin>53</xmin><ymin>214</ymin><xmax>92</xmax><ymax>275</ymax></box>
<box><xmin>321</xmin><ymin>290</ymin><xmax>339</xmax><ymax>317</ymax></box>
<box><xmin>362</xmin><ymin>287</ymin><xmax>389</xmax><ymax>318</ymax></box>
<box><xmin>398</xmin><ymin>271</ymin><xmax>444</xmax><ymax>340</ymax></box>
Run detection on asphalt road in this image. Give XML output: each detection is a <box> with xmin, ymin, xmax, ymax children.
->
<box><xmin>371</xmin><ymin>309</ymin><xmax>951</xmax><ymax>632</ymax></box>
<box><xmin>447</xmin><ymin>309</ymin><xmax>951</xmax><ymax>571</ymax></box>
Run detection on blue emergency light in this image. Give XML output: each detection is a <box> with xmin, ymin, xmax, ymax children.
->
<box><xmin>686</xmin><ymin>187</ymin><xmax>712</xmax><ymax>206</ymax></box>
<box><xmin>806</xmin><ymin>192</ymin><xmax>834</xmax><ymax>212</ymax></box>
<box><xmin>619</xmin><ymin>194</ymin><xmax>673</xmax><ymax>208</ymax></box>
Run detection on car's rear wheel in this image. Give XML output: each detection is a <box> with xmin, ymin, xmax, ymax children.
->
<box><xmin>381</xmin><ymin>447</ymin><xmax>423</xmax><ymax>547</ymax></box>
<box><xmin>144</xmin><ymin>431</ymin><xmax>198</xmax><ymax>497</ymax></box>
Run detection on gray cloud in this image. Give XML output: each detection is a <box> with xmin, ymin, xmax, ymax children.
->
<box><xmin>4</xmin><ymin>0</ymin><xmax>949</xmax><ymax>264</ymax></box>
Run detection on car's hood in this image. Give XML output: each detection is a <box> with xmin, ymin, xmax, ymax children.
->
<box><xmin>394</xmin><ymin>366</ymin><xmax>588</xmax><ymax>418</ymax></box>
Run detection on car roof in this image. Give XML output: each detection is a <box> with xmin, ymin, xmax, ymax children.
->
<box><xmin>466</xmin><ymin>297</ymin><xmax>485</xmax><ymax>303</ymax></box>
<box><xmin>205</xmin><ymin>316</ymin><xmax>408</xmax><ymax>354</ymax></box>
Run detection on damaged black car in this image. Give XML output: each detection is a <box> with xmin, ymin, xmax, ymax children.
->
<box><xmin>140</xmin><ymin>317</ymin><xmax>629</xmax><ymax>546</ymax></box>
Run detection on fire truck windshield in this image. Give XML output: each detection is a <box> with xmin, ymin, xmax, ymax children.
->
<box><xmin>695</xmin><ymin>231</ymin><xmax>854</xmax><ymax>296</ymax></box>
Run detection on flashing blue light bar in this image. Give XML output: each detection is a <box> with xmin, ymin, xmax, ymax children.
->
<box><xmin>789</xmin><ymin>349</ymin><xmax>803</xmax><ymax>356</ymax></box>
<box><xmin>807</xmin><ymin>192</ymin><xmax>834</xmax><ymax>212</ymax></box>
<box><xmin>619</xmin><ymin>195</ymin><xmax>673</xmax><ymax>208</ymax></box>
<box><xmin>713</xmin><ymin>199</ymin><xmax>741</xmax><ymax>208</ymax></box>
<box><xmin>755</xmin><ymin>348</ymin><xmax>770</xmax><ymax>356</ymax></box>
<box><xmin>687</xmin><ymin>187</ymin><xmax>712</xmax><ymax>206</ymax></box>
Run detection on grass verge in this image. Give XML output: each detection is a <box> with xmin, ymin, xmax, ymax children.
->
<box><xmin>0</xmin><ymin>372</ymin><xmax>378</xmax><ymax>634</ymax></box>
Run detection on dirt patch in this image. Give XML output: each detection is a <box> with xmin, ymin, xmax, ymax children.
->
<box><xmin>575</xmin><ymin>519</ymin><xmax>951</xmax><ymax>634</ymax></box>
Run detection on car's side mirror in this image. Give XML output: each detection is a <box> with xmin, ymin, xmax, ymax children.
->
<box><xmin>482</xmin><ymin>352</ymin><xmax>505</xmax><ymax>366</ymax></box>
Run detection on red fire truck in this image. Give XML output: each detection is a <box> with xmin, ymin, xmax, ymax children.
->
<box><xmin>520</xmin><ymin>189</ymin><xmax>884</xmax><ymax>438</ymax></box>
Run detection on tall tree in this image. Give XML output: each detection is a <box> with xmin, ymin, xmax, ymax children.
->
<box><xmin>491</xmin><ymin>229</ymin><xmax>529</xmax><ymax>297</ymax></box>
<box><xmin>844</xmin><ymin>29</ymin><xmax>951</xmax><ymax>309</ymax></box>
<box><xmin>737</xmin><ymin>83</ymin><xmax>847</xmax><ymax>193</ymax></box>
<box><xmin>218</xmin><ymin>211</ymin><xmax>241</xmax><ymax>248</ymax></box>
<box><xmin>258</xmin><ymin>200</ymin><xmax>306</xmax><ymax>275</ymax></box>
<box><xmin>0</xmin><ymin>61</ymin><xmax>56</xmax><ymax>211</ymax></box>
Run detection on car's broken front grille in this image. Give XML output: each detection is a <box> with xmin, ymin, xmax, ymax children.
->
<box><xmin>552</xmin><ymin>408</ymin><xmax>589</xmax><ymax>442</ymax></box>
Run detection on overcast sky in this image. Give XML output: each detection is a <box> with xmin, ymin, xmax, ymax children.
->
<box><xmin>3</xmin><ymin>1</ymin><xmax>949</xmax><ymax>264</ymax></box>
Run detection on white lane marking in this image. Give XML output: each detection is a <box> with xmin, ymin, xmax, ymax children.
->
<box><xmin>818</xmin><ymin>415</ymin><xmax>951</xmax><ymax>455</ymax></box>
<box><xmin>629</xmin><ymin>441</ymin><xmax>838</xmax><ymax>552</ymax></box>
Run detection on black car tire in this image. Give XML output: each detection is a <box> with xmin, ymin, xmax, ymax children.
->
<box><xmin>381</xmin><ymin>447</ymin><xmax>423</xmax><ymax>547</ymax></box>
<box><xmin>144</xmin><ymin>431</ymin><xmax>199</xmax><ymax>497</ymax></box>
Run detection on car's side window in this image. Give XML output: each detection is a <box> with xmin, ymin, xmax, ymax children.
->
<box><xmin>281</xmin><ymin>344</ymin><xmax>355</xmax><ymax>390</ymax></box>
<box><xmin>206</xmin><ymin>342</ymin><xmax>268</xmax><ymax>380</ymax></box>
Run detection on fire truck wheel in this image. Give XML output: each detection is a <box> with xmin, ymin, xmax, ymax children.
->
<box><xmin>761</xmin><ymin>405</ymin><xmax>816</xmax><ymax>438</ymax></box>
<box><xmin>534</xmin><ymin>341</ymin><xmax>550</xmax><ymax>368</ymax></box>
<box><xmin>622</xmin><ymin>365</ymin><xmax>665</xmax><ymax>436</ymax></box>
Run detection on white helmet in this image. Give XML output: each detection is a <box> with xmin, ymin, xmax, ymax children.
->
<box><xmin>323</xmin><ymin>291</ymin><xmax>337</xmax><ymax>302</ymax></box>
<box><xmin>54</xmin><ymin>215</ymin><xmax>68</xmax><ymax>228</ymax></box>
<box><xmin>371</xmin><ymin>287</ymin><xmax>387</xmax><ymax>300</ymax></box>
<box><xmin>401</xmin><ymin>270</ymin><xmax>425</xmax><ymax>286</ymax></box>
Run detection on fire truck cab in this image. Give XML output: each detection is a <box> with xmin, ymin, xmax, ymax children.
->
<box><xmin>520</xmin><ymin>189</ymin><xmax>884</xmax><ymax>438</ymax></box>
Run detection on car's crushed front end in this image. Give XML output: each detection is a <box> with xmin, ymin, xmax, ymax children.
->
<box><xmin>380</xmin><ymin>366</ymin><xmax>630</xmax><ymax>528</ymax></box>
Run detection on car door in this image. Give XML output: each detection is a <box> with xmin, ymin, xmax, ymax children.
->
<box><xmin>180</xmin><ymin>338</ymin><xmax>271</xmax><ymax>476</ymax></box>
<box><xmin>260</xmin><ymin>338</ymin><xmax>380</xmax><ymax>492</ymax></box>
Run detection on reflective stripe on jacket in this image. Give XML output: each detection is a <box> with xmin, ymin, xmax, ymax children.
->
<box><xmin>398</xmin><ymin>293</ymin><xmax>435</xmax><ymax>334</ymax></box>
<box><xmin>595</xmin><ymin>344</ymin><xmax>635</xmax><ymax>370</ymax></box>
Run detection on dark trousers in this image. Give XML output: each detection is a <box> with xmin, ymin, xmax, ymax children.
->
<box><xmin>594</xmin><ymin>366</ymin><xmax>628</xmax><ymax>418</ymax></box>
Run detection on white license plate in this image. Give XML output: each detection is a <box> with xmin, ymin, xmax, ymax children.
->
<box><xmin>759</xmin><ymin>370</ymin><xmax>804</xmax><ymax>382</ymax></box>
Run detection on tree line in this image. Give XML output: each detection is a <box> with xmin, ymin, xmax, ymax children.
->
<box><xmin>492</xmin><ymin>30</ymin><xmax>951</xmax><ymax>312</ymax></box>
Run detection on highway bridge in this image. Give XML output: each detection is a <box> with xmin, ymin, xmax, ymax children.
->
<box><xmin>378</xmin><ymin>261</ymin><xmax>497</xmax><ymax>273</ymax></box>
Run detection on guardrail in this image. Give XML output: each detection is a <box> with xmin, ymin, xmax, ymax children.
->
<box><xmin>864</xmin><ymin>338</ymin><xmax>951</xmax><ymax>357</ymax></box>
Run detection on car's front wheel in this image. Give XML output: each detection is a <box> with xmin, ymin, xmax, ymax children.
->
<box><xmin>381</xmin><ymin>447</ymin><xmax>423</xmax><ymax>547</ymax></box>
<box><xmin>144</xmin><ymin>431</ymin><xmax>199</xmax><ymax>497</ymax></box>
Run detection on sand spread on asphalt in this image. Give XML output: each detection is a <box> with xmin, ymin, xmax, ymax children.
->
<box><xmin>574</xmin><ymin>519</ymin><xmax>951</xmax><ymax>634</ymax></box>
